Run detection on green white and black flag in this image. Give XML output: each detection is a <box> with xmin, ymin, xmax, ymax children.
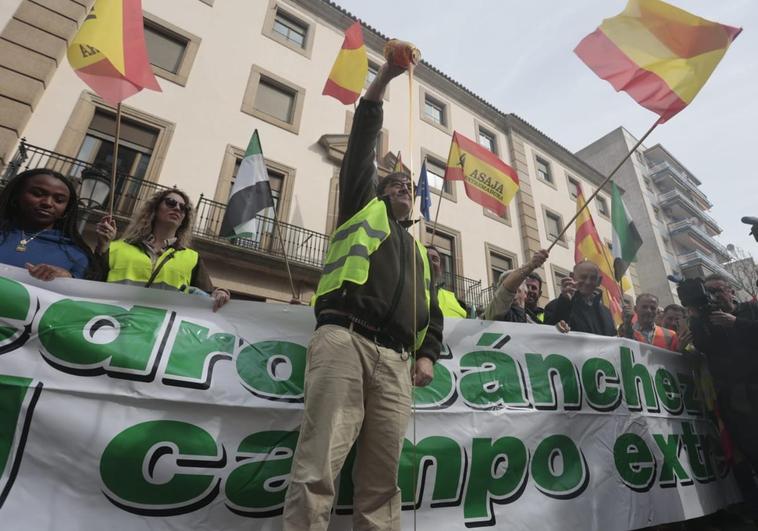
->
<box><xmin>611</xmin><ymin>181</ymin><xmax>643</xmax><ymax>281</ymax></box>
<box><xmin>220</xmin><ymin>130</ymin><xmax>274</xmax><ymax>238</ymax></box>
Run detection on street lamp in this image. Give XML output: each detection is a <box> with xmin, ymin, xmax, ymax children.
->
<box><xmin>79</xmin><ymin>167</ymin><xmax>111</xmax><ymax>210</ymax></box>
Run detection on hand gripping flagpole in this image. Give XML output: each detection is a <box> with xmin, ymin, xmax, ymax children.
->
<box><xmin>546</xmin><ymin>119</ymin><xmax>660</xmax><ymax>252</ymax></box>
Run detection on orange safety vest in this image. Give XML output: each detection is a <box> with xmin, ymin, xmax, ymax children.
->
<box><xmin>632</xmin><ymin>325</ymin><xmax>679</xmax><ymax>352</ymax></box>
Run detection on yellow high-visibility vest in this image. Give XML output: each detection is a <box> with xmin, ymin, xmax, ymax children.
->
<box><xmin>438</xmin><ymin>288</ymin><xmax>466</xmax><ymax>318</ymax></box>
<box><xmin>315</xmin><ymin>198</ymin><xmax>431</xmax><ymax>349</ymax></box>
<box><xmin>107</xmin><ymin>240</ymin><xmax>198</xmax><ymax>292</ymax></box>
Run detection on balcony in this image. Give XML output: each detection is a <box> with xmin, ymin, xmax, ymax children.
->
<box><xmin>1</xmin><ymin>141</ymin><xmax>174</xmax><ymax>218</ymax></box>
<box><xmin>649</xmin><ymin>161</ymin><xmax>711</xmax><ymax>209</ymax></box>
<box><xmin>439</xmin><ymin>271</ymin><xmax>483</xmax><ymax>311</ymax></box>
<box><xmin>668</xmin><ymin>219</ymin><xmax>730</xmax><ymax>261</ymax></box>
<box><xmin>658</xmin><ymin>190</ymin><xmax>721</xmax><ymax>235</ymax></box>
<box><xmin>2</xmin><ymin>142</ymin><xmax>490</xmax><ymax>304</ymax></box>
<box><xmin>678</xmin><ymin>250</ymin><xmax>737</xmax><ymax>284</ymax></box>
<box><xmin>194</xmin><ymin>196</ymin><xmax>329</xmax><ymax>270</ymax></box>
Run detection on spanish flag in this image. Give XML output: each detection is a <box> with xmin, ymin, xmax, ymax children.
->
<box><xmin>574</xmin><ymin>186</ymin><xmax>626</xmax><ymax>325</ymax></box>
<box><xmin>323</xmin><ymin>21</ymin><xmax>368</xmax><ymax>105</ymax></box>
<box><xmin>444</xmin><ymin>132</ymin><xmax>518</xmax><ymax>217</ymax></box>
<box><xmin>575</xmin><ymin>0</ymin><xmax>741</xmax><ymax>123</ymax></box>
<box><xmin>67</xmin><ymin>0</ymin><xmax>160</xmax><ymax>106</ymax></box>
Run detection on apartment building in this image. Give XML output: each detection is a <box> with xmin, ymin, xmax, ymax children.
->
<box><xmin>0</xmin><ymin>0</ymin><xmax>629</xmax><ymax>307</ymax></box>
<box><xmin>578</xmin><ymin>128</ymin><xmax>732</xmax><ymax>305</ymax></box>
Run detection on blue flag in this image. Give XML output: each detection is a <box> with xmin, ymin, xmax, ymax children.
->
<box><xmin>417</xmin><ymin>159</ymin><xmax>432</xmax><ymax>221</ymax></box>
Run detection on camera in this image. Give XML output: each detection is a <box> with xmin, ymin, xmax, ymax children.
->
<box><xmin>670</xmin><ymin>277</ymin><xmax>718</xmax><ymax>315</ymax></box>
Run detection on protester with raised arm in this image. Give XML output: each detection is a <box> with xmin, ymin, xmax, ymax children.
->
<box><xmin>282</xmin><ymin>49</ymin><xmax>443</xmax><ymax>531</ymax></box>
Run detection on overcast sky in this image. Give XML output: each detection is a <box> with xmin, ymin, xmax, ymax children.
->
<box><xmin>336</xmin><ymin>0</ymin><xmax>758</xmax><ymax>255</ymax></box>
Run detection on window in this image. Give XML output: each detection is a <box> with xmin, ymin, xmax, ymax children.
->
<box><xmin>242</xmin><ymin>66</ymin><xmax>306</xmax><ymax>133</ymax></box>
<box><xmin>535</xmin><ymin>156</ymin><xmax>553</xmax><ymax>184</ymax></box>
<box><xmin>424</xmin><ymin>96</ymin><xmax>445</xmax><ymax>125</ymax></box>
<box><xmin>256</xmin><ymin>78</ymin><xmax>295</xmax><ymax>123</ymax></box>
<box><xmin>426</xmin><ymin>228</ymin><xmax>456</xmax><ymax>287</ymax></box>
<box><xmin>478</xmin><ymin>127</ymin><xmax>497</xmax><ymax>154</ymax></box>
<box><xmin>489</xmin><ymin>251</ymin><xmax>514</xmax><ymax>287</ymax></box>
<box><xmin>567</xmin><ymin>176</ymin><xmax>579</xmax><ymax>199</ymax></box>
<box><xmin>419</xmin><ymin>87</ymin><xmax>451</xmax><ymax>133</ymax></box>
<box><xmin>75</xmin><ymin>110</ymin><xmax>158</xmax><ymax>182</ymax></box>
<box><xmin>596</xmin><ymin>195</ymin><xmax>609</xmax><ymax>217</ymax></box>
<box><xmin>142</xmin><ymin>13</ymin><xmax>200</xmax><ymax>86</ymax></box>
<box><xmin>144</xmin><ymin>24</ymin><xmax>186</xmax><ymax>74</ymax></box>
<box><xmin>425</xmin><ymin>156</ymin><xmax>452</xmax><ymax>195</ymax></box>
<box><xmin>262</xmin><ymin>2</ymin><xmax>313</xmax><ymax>57</ymax></box>
<box><xmin>552</xmin><ymin>266</ymin><xmax>571</xmax><ymax>299</ymax></box>
<box><xmin>272</xmin><ymin>11</ymin><xmax>307</xmax><ymax>48</ymax></box>
<box><xmin>544</xmin><ymin>209</ymin><xmax>564</xmax><ymax>243</ymax></box>
<box><xmin>366</xmin><ymin>62</ymin><xmax>378</xmax><ymax>86</ymax></box>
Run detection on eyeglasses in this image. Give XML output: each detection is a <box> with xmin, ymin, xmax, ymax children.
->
<box><xmin>163</xmin><ymin>197</ymin><xmax>190</xmax><ymax>214</ymax></box>
<box><xmin>388</xmin><ymin>180</ymin><xmax>416</xmax><ymax>194</ymax></box>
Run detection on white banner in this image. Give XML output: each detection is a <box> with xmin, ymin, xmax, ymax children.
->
<box><xmin>0</xmin><ymin>266</ymin><xmax>740</xmax><ymax>530</ymax></box>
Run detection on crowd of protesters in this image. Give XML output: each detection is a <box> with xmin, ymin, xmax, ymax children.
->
<box><xmin>1</xmin><ymin>54</ymin><xmax>756</xmax><ymax>530</ymax></box>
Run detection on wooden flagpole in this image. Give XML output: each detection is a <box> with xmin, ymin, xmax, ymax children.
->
<box><xmin>269</xmin><ymin>195</ymin><xmax>298</xmax><ymax>301</ymax></box>
<box><xmin>547</xmin><ymin>119</ymin><xmax>660</xmax><ymax>252</ymax></box>
<box><xmin>108</xmin><ymin>102</ymin><xmax>123</xmax><ymax>216</ymax></box>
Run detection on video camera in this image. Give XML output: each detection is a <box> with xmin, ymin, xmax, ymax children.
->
<box><xmin>668</xmin><ymin>276</ymin><xmax>719</xmax><ymax>316</ymax></box>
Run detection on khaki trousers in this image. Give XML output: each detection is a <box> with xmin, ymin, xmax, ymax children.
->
<box><xmin>282</xmin><ymin>324</ymin><xmax>412</xmax><ymax>531</ymax></box>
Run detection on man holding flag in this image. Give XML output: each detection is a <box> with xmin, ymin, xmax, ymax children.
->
<box><xmin>283</xmin><ymin>46</ymin><xmax>443</xmax><ymax>531</ymax></box>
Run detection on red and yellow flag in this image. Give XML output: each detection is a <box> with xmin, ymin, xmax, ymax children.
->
<box><xmin>393</xmin><ymin>151</ymin><xmax>404</xmax><ymax>173</ymax></box>
<box><xmin>575</xmin><ymin>0</ymin><xmax>741</xmax><ymax>123</ymax></box>
<box><xmin>67</xmin><ymin>0</ymin><xmax>160</xmax><ymax>106</ymax></box>
<box><xmin>575</xmin><ymin>187</ymin><xmax>625</xmax><ymax>325</ymax></box>
<box><xmin>323</xmin><ymin>21</ymin><xmax>368</xmax><ymax>105</ymax></box>
<box><xmin>444</xmin><ymin>132</ymin><xmax>518</xmax><ymax>217</ymax></box>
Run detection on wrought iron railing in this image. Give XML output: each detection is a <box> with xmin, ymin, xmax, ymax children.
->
<box><xmin>194</xmin><ymin>195</ymin><xmax>329</xmax><ymax>269</ymax></box>
<box><xmin>480</xmin><ymin>285</ymin><xmax>497</xmax><ymax>309</ymax></box>
<box><xmin>441</xmin><ymin>271</ymin><xmax>483</xmax><ymax>310</ymax></box>
<box><xmin>1</xmin><ymin>140</ymin><xmax>173</xmax><ymax>218</ymax></box>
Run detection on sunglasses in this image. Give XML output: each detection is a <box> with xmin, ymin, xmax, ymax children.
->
<box><xmin>163</xmin><ymin>197</ymin><xmax>190</xmax><ymax>214</ymax></box>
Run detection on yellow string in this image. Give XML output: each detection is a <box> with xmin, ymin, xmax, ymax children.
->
<box><xmin>408</xmin><ymin>60</ymin><xmax>419</xmax><ymax>531</ymax></box>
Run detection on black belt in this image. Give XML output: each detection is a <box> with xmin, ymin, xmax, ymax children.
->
<box><xmin>316</xmin><ymin>314</ymin><xmax>407</xmax><ymax>354</ymax></box>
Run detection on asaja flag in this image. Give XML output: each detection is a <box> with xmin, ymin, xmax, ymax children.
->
<box><xmin>323</xmin><ymin>21</ymin><xmax>368</xmax><ymax>105</ymax></box>
<box><xmin>575</xmin><ymin>0</ymin><xmax>741</xmax><ymax>123</ymax></box>
<box><xmin>444</xmin><ymin>132</ymin><xmax>518</xmax><ymax>217</ymax></box>
<box><xmin>611</xmin><ymin>181</ymin><xmax>643</xmax><ymax>281</ymax></box>
<box><xmin>220</xmin><ymin>130</ymin><xmax>274</xmax><ymax>239</ymax></box>
<box><xmin>575</xmin><ymin>186</ymin><xmax>625</xmax><ymax>326</ymax></box>
<box><xmin>417</xmin><ymin>159</ymin><xmax>432</xmax><ymax>221</ymax></box>
<box><xmin>67</xmin><ymin>0</ymin><xmax>160</xmax><ymax>106</ymax></box>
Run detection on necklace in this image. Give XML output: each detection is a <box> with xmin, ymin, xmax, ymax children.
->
<box><xmin>16</xmin><ymin>229</ymin><xmax>47</xmax><ymax>252</ymax></box>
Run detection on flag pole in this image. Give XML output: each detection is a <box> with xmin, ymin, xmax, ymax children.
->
<box><xmin>429</xmin><ymin>157</ymin><xmax>445</xmax><ymax>247</ymax></box>
<box><xmin>547</xmin><ymin>119</ymin><xmax>660</xmax><ymax>252</ymax></box>
<box><xmin>269</xmin><ymin>198</ymin><xmax>298</xmax><ymax>301</ymax></box>
<box><xmin>108</xmin><ymin>102</ymin><xmax>123</xmax><ymax>216</ymax></box>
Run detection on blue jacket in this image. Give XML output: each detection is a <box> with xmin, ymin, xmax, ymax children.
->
<box><xmin>0</xmin><ymin>228</ymin><xmax>91</xmax><ymax>279</ymax></box>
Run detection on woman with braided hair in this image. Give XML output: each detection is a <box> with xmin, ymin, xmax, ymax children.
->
<box><xmin>0</xmin><ymin>168</ymin><xmax>97</xmax><ymax>280</ymax></box>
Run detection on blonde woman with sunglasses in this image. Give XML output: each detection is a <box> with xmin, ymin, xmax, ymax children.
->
<box><xmin>95</xmin><ymin>189</ymin><xmax>230</xmax><ymax>311</ymax></box>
